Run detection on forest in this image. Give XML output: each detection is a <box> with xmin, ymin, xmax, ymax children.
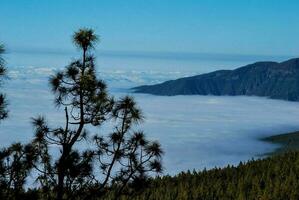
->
<box><xmin>113</xmin><ymin>151</ymin><xmax>299</xmax><ymax>200</ymax></box>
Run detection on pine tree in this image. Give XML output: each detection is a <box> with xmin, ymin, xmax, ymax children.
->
<box><xmin>30</xmin><ymin>28</ymin><xmax>163</xmax><ymax>200</ymax></box>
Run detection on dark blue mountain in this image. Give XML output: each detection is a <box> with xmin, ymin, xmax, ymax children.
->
<box><xmin>133</xmin><ymin>58</ymin><xmax>299</xmax><ymax>101</ymax></box>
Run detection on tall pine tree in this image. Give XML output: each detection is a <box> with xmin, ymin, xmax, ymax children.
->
<box><xmin>31</xmin><ymin>28</ymin><xmax>163</xmax><ymax>200</ymax></box>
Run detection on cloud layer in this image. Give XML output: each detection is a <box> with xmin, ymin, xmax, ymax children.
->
<box><xmin>2</xmin><ymin>53</ymin><xmax>299</xmax><ymax>174</ymax></box>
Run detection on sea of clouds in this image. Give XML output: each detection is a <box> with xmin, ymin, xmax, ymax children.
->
<box><xmin>2</xmin><ymin>52</ymin><xmax>299</xmax><ymax>174</ymax></box>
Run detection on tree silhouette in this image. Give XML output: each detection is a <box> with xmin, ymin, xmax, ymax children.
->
<box><xmin>0</xmin><ymin>46</ymin><xmax>37</xmax><ymax>199</ymax></box>
<box><xmin>31</xmin><ymin>28</ymin><xmax>163</xmax><ymax>200</ymax></box>
<box><xmin>87</xmin><ymin>96</ymin><xmax>163</xmax><ymax>199</ymax></box>
<box><xmin>0</xmin><ymin>143</ymin><xmax>36</xmax><ymax>199</ymax></box>
<box><xmin>0</xmin><ymin>44</ymin><xmax>8</xmax><ymax>121</ymax></box>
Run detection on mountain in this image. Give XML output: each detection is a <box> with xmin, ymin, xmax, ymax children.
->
<box><xmin>133</xmin><ymin>58</ymin><xmax>299</xmax><ymax>101</ymax></box>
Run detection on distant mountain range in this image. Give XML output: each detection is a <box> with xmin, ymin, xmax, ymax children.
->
<box><xmin>133</xmin><ymin>58</ymin><xmax>299</xmax><ymax>101</ymax></box>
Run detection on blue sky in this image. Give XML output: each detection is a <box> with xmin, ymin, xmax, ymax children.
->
<box><xmin>1</xmin><ymin>0</ymin><xmax>299</xmax><ymax>56</ymax></box>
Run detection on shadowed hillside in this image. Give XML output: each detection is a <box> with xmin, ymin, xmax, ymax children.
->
<box><xmin>106</xmin><ymin>151</ymin><xmax>299</xmax><ymax>200</ymax></box>
<box><xmin>133</xmin><ymin>58</ymin><xmax>299</xmax><ymax>101</ymax></box>
<box><xmin>6</xmin><ymin>151</ymin><xmax>299</xmax><ymax>199</ymax></box>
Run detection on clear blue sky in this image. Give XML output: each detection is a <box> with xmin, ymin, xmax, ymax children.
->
<box><xmin>1</xmin><ymin>0</ymin><xmax>299</xmax><ymax>56</ymax></box>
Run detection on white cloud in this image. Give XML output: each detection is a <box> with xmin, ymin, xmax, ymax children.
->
<box><xmin>3</xmin><ymin>60</ymin><xmax>299</xmax><ymax>175</ymax></box>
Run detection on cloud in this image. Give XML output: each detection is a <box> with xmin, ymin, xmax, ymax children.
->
<box><xmin>3</xmin><ymin>65</ymin><xmax>299</xmax><ymax>175</ymax></box>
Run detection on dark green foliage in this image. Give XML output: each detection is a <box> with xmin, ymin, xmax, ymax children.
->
<box><xmin>134</xmin><ymin>58</ymin><xmax>299</xmax><ymax>101</ymax></box>
<box><xmin>2</xmin><ymin>151</ymin><xmax>299</xmax><ymax>199</ymax></box>
<box><xmin>0</xmin><ymin>43</ymin><xmax>8</xmax><ymax>121</ymax></box>
<box><xmin>262</xmin><ymin>131</ymin><xmax>299</xmax><ymax>154</ymax></box>
<box><xmin>111</xmin><ymin>151</ymin><xmax>299</xmax><ymax>200</ymax></box>
<box><xmin>0</xmin><ymin>143</ymin><xmax>37</xmax><ymax>200</ymax></box>
<box><xmin>73</xmin><ymin>28</ymin><xmax>99</xmax><ymax>51</ymax></box>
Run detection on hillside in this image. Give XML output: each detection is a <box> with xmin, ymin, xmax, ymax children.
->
<box><xmin>133</xmin><ymin>58</ymin><xmax>299</xmax><ymax>101</ymax></box>
<box><xmin>262</xmin><ymin>131</ymin><xmax>299</xmax><ymax>154</ymax></box>
<box><xmin>12</xmin><ymin>151</ymin><xmax>299</xmax><ymax>199</ymax></box>
<box><xmin>107</xmin><ymin>151</ymin><xmax>299</xmax><ymax>200</ymax></box>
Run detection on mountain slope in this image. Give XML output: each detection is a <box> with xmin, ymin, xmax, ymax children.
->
<box><xmin>133</xmin><ymin>58</ymin><xmax>299</xmax><ymax>101</ymax></box>
<box><xmin>106</xmin><ymin>151</ymin><xmax>299</xmax><ymax>200</ymax></box>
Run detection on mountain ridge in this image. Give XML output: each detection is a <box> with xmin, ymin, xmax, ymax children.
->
<box><xmin>133</xmin><ymin>58</ymin><xmax>299</xmax><ymax>101</ymax></box>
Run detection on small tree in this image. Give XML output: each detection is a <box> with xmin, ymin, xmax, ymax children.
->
<box><xmin>0</xmin><ymin>44</ymin><xmax>8</xmax><ymax>121</ymax></box>
<box><xmin>31</xmin><ymin>28</ymin><xmax>163</xmax><ymax>200</ymax></box>
<box><xmin>0</xmin><ymin>43</ymin><xmax>40</xmax><ymax>200</ymax></box>
<box><xmin>89</xmin><ymin>96</ymin><xmax>163</xmax><ymax>199</ymax></box>
<box><xmin>0</xmin><ymin>143</ymin><xmax>36</xmax><ymax>199</ymax></box>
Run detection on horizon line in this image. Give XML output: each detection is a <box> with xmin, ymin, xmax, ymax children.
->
<box><xmin>5</xmin><ymin>47</ymin><xmax>296</xmax><ymax>62</ymax></box>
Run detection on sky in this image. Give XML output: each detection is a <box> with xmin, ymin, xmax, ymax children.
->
<box><xmin>1</xmin><ymin>0</ymin><xmax>299</xmax><ymax>56</ymax></box>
